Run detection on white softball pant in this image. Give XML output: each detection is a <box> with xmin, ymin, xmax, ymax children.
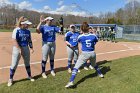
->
<box><xmin>11</xmin><ymin>46</ymin><xmax>30</xmax><ymax>70</ymax></box>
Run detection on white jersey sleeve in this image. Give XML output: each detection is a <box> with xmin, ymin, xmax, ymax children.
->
<box><xmin>12</xmin><ymin>27</ymin><xmax>20</xmax><ymax>39</ymax></box>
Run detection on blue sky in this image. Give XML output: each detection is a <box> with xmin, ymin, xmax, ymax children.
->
<box><xmin>1</xmin><ymin>0</ymin><xmax>136</xmax><ymax>16</ymax></box>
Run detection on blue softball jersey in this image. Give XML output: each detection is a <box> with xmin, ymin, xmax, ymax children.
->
<box><xmin>65</xmin><ymin>31</ymin><xmax>80</xmax><ymax>47</ymax></box>
<box><xmin>78</xmin><ymin>33</ymin><xmax>98</xmax><ymax>51</ymax></box>
<box><xmin>40</xmin><ymin>25</ymin><xmax>60</xmax><ymax>42</ymax></box>
<box><xmin>12</xmin><ymin>28</ymin><xmax>31</xmax><ymax>47</ymax></box>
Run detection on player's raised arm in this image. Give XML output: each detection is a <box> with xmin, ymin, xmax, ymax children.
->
<box><xmin>36</xmin><ymin>15</ymin><xmax>44</xmax><ymax>34</ymax></box>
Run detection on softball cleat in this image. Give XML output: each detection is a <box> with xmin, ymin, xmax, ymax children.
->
<box><xmin>84</xmin><ymin>67</ymin><xmax>89</xmax><ymax>70</ymax></box>
<box><xmin>89</xmin><ymin>65</ymin><xmax>94</xmax><ymax>69</ymax></box>
<box><xmin>29</xmin><ymin>77</ymin><xmax>35</xmax><ymax>82</ymax></box>
<box><xmin>7</xmin><ymin>79</ymin><xmax>13</xmax><ymax>87</ymax></box>
<box><xmin>98</xmin><ymin>74</ymin><xmax>104</xmax><ymax>78</ymax></box>
<box><xmin>51</xmin><ymin>71</ymin><xmax>56</xmax><ymax>76</ymax></box>
<box><xmin>42</xmin><ymin>73</ymin><xmax>47</xmax><ymax>78</ymax></box>
<box><xmin>65</xmin><ymin>82</ymin><xmax>74</xmax><ymax>88</ymax></box>
<box><xmin>68</xmin><ymin>68</ymin><xmax>72</xmax><ymax>73</ymax></box>
<box><xmin>78</xmin><ymin>69</ymin><xmax>80</xmax><ymax>73</ymax></box>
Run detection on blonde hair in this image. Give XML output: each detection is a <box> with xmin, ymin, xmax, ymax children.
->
<box><xmin>16</xmin><ymin>16</ymin><xmax>28</xmax><ymax>27</ymax></box>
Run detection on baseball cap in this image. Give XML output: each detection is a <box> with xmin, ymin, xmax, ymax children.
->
<box><xmin>21</xmin><ymin>20</ymin><xmax>32</xmax><ymax>25</ymax></box>
<box><xmin>44</xmin><ymin>17</ymin><xmax>54</xmax><ymax>21</ymax></box>
<box><xmin>70</xmin><ymin>24</ymin><xmax>75</xmax><ymax>28</ymax></box>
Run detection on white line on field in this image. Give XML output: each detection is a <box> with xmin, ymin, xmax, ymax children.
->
<box><xmin>0</xmin><ymin>48</ymin><xmax>137</xmax><ymax>70</ymax></box>
<box><xmin>122</xmin><ymin>44</ymin><xmax>133</xmax><ymax>50</ymax></box>
<box><xmin>0</xmin><ymin>58</ymin><xmax>68</xmax><ymax>70</ymax></box>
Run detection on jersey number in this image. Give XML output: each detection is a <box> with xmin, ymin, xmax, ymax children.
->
<box><xmin>48</xmin><ymin>31</ymin><xmax>54</xmax><ymax>36</ymax></box>
<box><xmin>21</xmin><ymin>37</ymin><xmax>27</xmax><ymax>41</ymax></box>
<box><xmin>86</xmin><ymin>40</ymin><xmax>91</xmax><ymax>47</ymax></box>
<box><xmin>73</xmin><ymin>38</ymin><xmax>77</xmax><ymax>42</ymax></box>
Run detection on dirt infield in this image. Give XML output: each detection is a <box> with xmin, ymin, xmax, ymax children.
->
<box><xmin>0</xmin><ymin>32</ymin><xmax>140</xmax><ymax>84</ymax></box>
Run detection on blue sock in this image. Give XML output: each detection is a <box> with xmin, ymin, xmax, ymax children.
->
<box><xmin>50</xmin><ymin>60</ymin><xmax>54</xmax><ymax>71</ymax></box>
<box><xmin>70</xmin><ymin>68</ymin><xmax>78</xmax><ymax>82</ymax></box>
<box><xmin>25</xmin><ymin>66</ymin><xmax>31</xmax><ymax>77</ymax></box>
<box><xmin>74</xmin><ymin>60</ymin><xmax>77</xmax><ymax>64</ymax></box>
<box><xmin>41</xmin><ymin>60</ymin><xmax>46</xmax><ymax>73</ymax></box>
<box><xmin>84</xmin><ymin>62</ymin><xmax>87</xmax><ymax>67</ymax></box>
<box><xmin>94</xmin><ymin>65</ymin><xmax>102</xmax><ymax>75</ymax></box>
<box><xmin>10</xmin><ymin>68</ymin><xmax>15</xmax><ymax>79</ymax></box>
<box><xmin>68</xmin><ymin>60</ymin><xmax>72</xmax><ymax>69</ymax></box>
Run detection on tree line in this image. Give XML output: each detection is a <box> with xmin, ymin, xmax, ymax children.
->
<box><xmin>0</xmin><ymin>1</ymin><xmax>140</xmax><ymax>29</ymax></box>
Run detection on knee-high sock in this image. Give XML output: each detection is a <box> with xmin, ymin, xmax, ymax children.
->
<box><xmin>41</xmin><ymin>60</ymin><xmax>47</xmax><ymax>73</ymax></box>
<box><xmin>25</xmin><ymin>66</ymin><xmax>31</xmax><ymax>77</ymax></box>
<box><xmin>94</xmin><ymin>65</ymin><xmax>102</xmax><ymax>75</ymax></box>
<box><xmin>50</xmin><ymin>60</ymin><xmax>54</xmax><ymax>71</ymax></box>
<box><xmin>10</xmin><ymin>68</ymin><xmax>15</xmax><ymax>79</ymax></box>
<box><xmin>68</xmin><ymin>60</ymin><xmax>72</xmax><ymax>69</ymax></box>
<box><xmin>70</xmin><ymin>68</ymin><xmax>78</xmax><ymax>82</ymax></box>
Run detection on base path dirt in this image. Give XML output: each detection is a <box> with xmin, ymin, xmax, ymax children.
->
<box><xmin>0</xmin><ymin>32</ymin><xmax>140</xmax><ymax>84</ymax></box>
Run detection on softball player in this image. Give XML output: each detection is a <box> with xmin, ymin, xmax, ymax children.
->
<box><xmin>8</xmin><ymin>18</ymin><xmax>34</xmax><ymax>87</ymax></box>
<box><xmin>65</xmin><ymin>22</ymin><xmax>104</xmax><ymax>88</ymax></box>
<box><xmin>83</xmin><ymin>27</ymin><xmax>96</xmax><ymax>70</ymax></box>
<box><xmin>36</xmin><ymin>16</ymin><xmax>60</xmax><ymax>78</ymax></box>
<box><xmin>65</xmin><ymin>24</ymin><xmax>80</xmax><ymax>73</ymax></box>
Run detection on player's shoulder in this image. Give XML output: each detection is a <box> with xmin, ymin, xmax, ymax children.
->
<box><xmin>40</xmin><ymin>25</ymin><xmax>45</xmax><ymax>27</ymax></box>
<box><xmin>14</xmin><ymin>27</ymin><xmax>20</xmax><ymax>30</ymax></box>
<box><xmin>78</xmin><ymin>33</ymin><xmax>96</xmax><ymax>38</ymax></box>
<box><xmin>12</xmin><ymin>27</ymin><xmax>20</xmax><ymax>39</ymax></box>
<box><xmin>17</xmin><ymin>28</ymin><xmax>30</xmax><ymax>33</ymax></box>
<box><xmin>78</xmin><ymin>34</ymin><xmax>85</xmax><ymax>39</ymax></box>
<box><xmin>65</xmin><ymin>31</ymin><xmax>71</xmax><ymax>35</ymax></box>
<box><xmin>67</xmin><ymin>31</ymin><xmax>73</xmax><ymax>34</ymax></box>
<box><xmin>88</xmin><ymin>34</ymin><xmax>98</xmax><ymax>40</ymax></box>
<box><xmin>13</xmin><ymin>27</ymin><xmax>20</xmax><ymax>32</ymax></box>
<box><xmin>25</xmin><ymin>29</ymin><xmax>31</xmax><ymax>33</ymax></box>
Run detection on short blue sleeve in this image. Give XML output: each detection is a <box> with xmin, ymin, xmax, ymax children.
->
<box><xmin>78</xmin><ymin>35</ymin><xmax>82</xmax><ymax>43</ymax></box>
<box><xmin>40</xmin><ymin>25</ymin><xmax>44</xmax><ymax>33</ymax></box>
<box><xmin>54</xmin><ymin>27</ymin><xmax>60</xmax><ymax>32</ymax></box>
<box><xmin>16</xmin><ymin>30</ymin><xmax>19</xmax><ymax>40</ymax></box>
<box><xmin>65</xmin><ymin>32</ymin><xmax>70</xmax><ymax>41</ymax></box>
<box><xmin>95</xmin><ymin>35</ymin><xmax>98</xmax><ymax>42</ymax></box>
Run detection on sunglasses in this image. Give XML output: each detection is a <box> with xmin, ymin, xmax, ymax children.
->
<box><xmin>46</xmin><ymin>20</ymin><xmax>53</xmax><ymax>22</ymax></box>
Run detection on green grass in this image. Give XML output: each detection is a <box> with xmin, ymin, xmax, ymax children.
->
<box><xmin>116</xmin><ymin>38</ymin><xmax>140</xmax><ymax>43</ymax></box>
<box><xmin>0</xmin><ymin>29</ymin><xmax>12</xmax><ymax>32</ymax></box>
<box><xmin>0</xmin><ymin>28</ymin><xmax>36</xmax><ymax>32</ymax></box>
<box><xmin>1</xmin><ymin>55</ymin><xmax>140</xmax><ymax>93</ymax></box>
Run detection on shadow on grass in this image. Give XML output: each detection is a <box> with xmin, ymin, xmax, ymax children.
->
<box><xmin>33</xmin><ymin>66</ymin><xmax>72</xmax><ymax>80</ymax></box>
<box><xmin>14</xmin><ymin>66</ymin><xmax>70</xmax><ymax>84</ymax></box>
<box><xmin>70</xmin><ymin>60</ymin><xmax>111</xmax><ymax>89</ymax></box>
<box><xmin>97</xmin><ymin>60</ymin><xmax>111</xmax><ymax>65</ymax></box>
<box><xmin>14</xmin><ymin>78</ymin><xmax>32</xmax><ymax>85</ymax></box>
<box><xmin>14</xmin><ymin>60</ymin><xmax>111</xmax><ymax>86</ymax></box>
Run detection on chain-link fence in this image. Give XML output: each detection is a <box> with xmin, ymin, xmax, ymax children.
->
<box><xmin>117</xmin><ymin>25</ymin><xmax>140</xmax><ymax>40</ymax></box>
